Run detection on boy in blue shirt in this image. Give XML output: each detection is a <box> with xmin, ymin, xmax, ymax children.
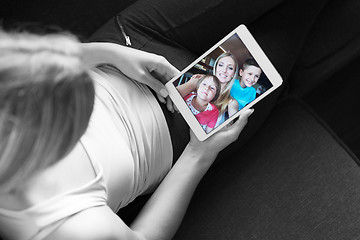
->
<box><xmin>230</xmin><ymin>58</ymin><xmax>262</xmax><ymax>110</ymax></box>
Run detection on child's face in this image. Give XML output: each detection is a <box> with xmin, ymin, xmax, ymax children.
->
<box><xmin>215</xmin><ymin>56</ymin><xmax>236</xmax><ymax>84</ymax></box>
<box><xmin>197</xmin><ymin>77</ymin><xmax>218</xmax><ymax>103</ymax></box>
<box><xmin>240</xmin><ymin>66</ymin><xmax>262</xmax><ymax>87</ymax></box>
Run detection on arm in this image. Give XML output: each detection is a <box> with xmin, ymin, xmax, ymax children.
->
<box><xmin>81</xmin><ymin>42</ymin><xmax>179</xmax><ymax>111</ymax></box>
<box><xmin>48</xmin><ymin>109</ymin><xmax>254</xmax><ymax>240</ymax></box>
<box><xmin>176</xmin><ymin>74</ymin><xmax>203</xmax><ymax>97</ymax></box>
<box><xmin>130</xmin><ymin>108</ymin><xmax>254</xmax><ymax>240</ymax></box>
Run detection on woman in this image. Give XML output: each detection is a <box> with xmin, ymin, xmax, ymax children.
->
<box><xmin>177</xmin><ymin>51</ymin><xmax>240</xmax><ymax>128</ymax></box>
<box><xmin>212</xmin><ymin>52</ymin><xmax>240</xmax><ymax>126</ymax></box>
<box><xmin>0</xmin><ymin>30</ymin><xmax>253</xmax><ymax>239</ymax></box>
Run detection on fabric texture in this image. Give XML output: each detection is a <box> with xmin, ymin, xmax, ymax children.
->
<box><xmin>0</xmin><ymin>66</ymin><xmax>173</xmax><ymax>240</ymax></box>
<box><xmin>90</xmin><ymin>66</ymin><xmax>173</xmax><ymax>205</ymax></box>
<box><xmin>289</xmin><ymin>0</ymin><xmax>360</xmax><ymax>96</ymax></box>
<box><xmin>2</xmin><ymin>0</ymin><xmax>137</xmax><ymax>39</ymax></box>
<box><xmin>174</xmin><ymin>98</ymin><xmax>360</xmax><ymax>239</ymax></box>
<box><xmin>0</xmin><ymin>143</ymin><xmax>107</xmax><ymax>240</ymax></box>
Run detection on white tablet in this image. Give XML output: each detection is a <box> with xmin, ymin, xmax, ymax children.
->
<box><xmin>165</xmin><ymin>24</ymin><xmax>283</xmax><ymax>141</ymax></box>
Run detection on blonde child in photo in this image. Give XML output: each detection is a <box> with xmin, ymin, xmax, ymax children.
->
<box><xmin>180</xmin><ymin>74</ymin><xmax>221</xmax><ymax>133</ymax></box>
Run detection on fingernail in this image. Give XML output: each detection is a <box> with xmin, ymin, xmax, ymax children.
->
<box><xmin>249</xmin><ymin>109</ymin><xmax>255</xmax><ymax>116</ymax></box>
<box><xmin>159</xmin><ymin>97</ymin><xmax>166</xmax><ymax>104</ymax></box>
<box><xmin>160</xmin><ymin>88</ymin><xmax>168</xmax><ymax>98</ymax></box>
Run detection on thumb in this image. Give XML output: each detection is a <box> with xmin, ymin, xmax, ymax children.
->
<box><xmin>149</xmin><ymin>56</ymin><xmax>180</xmax><ymax>84</ymax></box>
<box><xmin>145</xmin><ymin>72</ymin><xmax>169</xmax><ymax>98</ymax></box>
<box><xmin>146</xmin><ymin>60</ymin><xmax>179</xmax><ymax>98</ymax></box>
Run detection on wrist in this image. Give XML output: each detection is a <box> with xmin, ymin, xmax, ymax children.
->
<box><xmin>182</xmin><ymin>143</ymin><xmax>218</xmax><ymax>168</ymax></box>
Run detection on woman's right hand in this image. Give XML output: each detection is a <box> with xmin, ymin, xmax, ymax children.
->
<box><xmin>188</xmin><ymin>108</ymin><xmax>254</xmax><ymax>161</ymax></box>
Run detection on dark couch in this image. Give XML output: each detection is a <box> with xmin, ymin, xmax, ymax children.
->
<box><xmin>2</xmin><ymin>0</ymin><xmax>360</xmax><ymax>239</ymax></box>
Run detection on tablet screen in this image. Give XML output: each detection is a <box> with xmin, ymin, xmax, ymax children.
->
<box><xmin>172</xmin><ymin>32</ymin><xmax>273</xmax><ymax>134</ymax></box>
<box><xmin>166</xmin><ymin>25</ymin><xmax>282</xmax><ymax>141</ymax></box>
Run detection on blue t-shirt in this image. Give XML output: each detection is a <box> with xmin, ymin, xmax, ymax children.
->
<box><xmin>230</xmin><ymin>79</ymin><xmax>256</xmax><ymax>110</ymax></box>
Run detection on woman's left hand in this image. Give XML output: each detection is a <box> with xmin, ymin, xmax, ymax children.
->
<box><xmin>82</xmin><ymin>42</ymin><xmax>180</xmax><ymax>112</ymax></box>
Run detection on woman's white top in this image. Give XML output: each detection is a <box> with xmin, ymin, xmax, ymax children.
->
<box><xmin>0</xmin><ymin>65</ymin><xmax>173</xmax><ymax>240</ymax></box>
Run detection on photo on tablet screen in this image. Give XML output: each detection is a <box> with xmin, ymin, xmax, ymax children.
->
<box><xmin>173</xmin><ymin>32</ymin><xmax>273</xmax><ymax>134</ymax></box>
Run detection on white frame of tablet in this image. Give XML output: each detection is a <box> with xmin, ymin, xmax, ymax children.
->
<box><xmin>166</xmin><ymin>24</ymin><xmax>283</xmax><ymax>141</ymax></box>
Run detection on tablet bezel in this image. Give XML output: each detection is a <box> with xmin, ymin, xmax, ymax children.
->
<box><xmin>166</xmin><ymin>24</ymin><xmax>283</xmax><ymax>141</ymax></box>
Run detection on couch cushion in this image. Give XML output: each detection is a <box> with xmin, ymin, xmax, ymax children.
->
<box><xmin>2</xmin><ymin>0</ymin><xmax>136</xmax><ymax>39</ymax></box>
<box><xmin>289</xmin><ymin>0</ymin><xmax>360</xmax><ymax>96</ymax></box>
<box><xmin>174</xmin><ymin>98</ymin><xmax>360</xmax><ymax>240</ymax></box>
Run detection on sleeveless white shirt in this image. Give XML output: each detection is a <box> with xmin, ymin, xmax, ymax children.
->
<box><xmin>0</xmin><ymin>65</ymin><xmax>173</xmax><ymax>240</ymax></box>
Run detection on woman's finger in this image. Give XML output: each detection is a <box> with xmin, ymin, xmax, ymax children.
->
<box><xmin>166</xmin><ymin>97</ymin><xmax>175</xmax><ymax>113</ymax></box>
<box><xmin>148</xmin><ymin>56</ymin><xmax>180</xmax><ymax>84</ymax></box>
<box><xmin>156</xmin><ymin>93</ymin><xmax>167</xmax><ymax>104</ymax></box>
<box><xmin>145</xmin><ymin>72</ymin><xmax>169</xmax><ymax>98</ymax></box>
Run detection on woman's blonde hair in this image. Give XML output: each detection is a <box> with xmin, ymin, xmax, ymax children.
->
<box><xmin>212</xmin><ymin>52</ymin><xmax>239</xmax><ymax>116</ymax></box>
<box><xmin>0</xmin><ymin>30</ymin><xmax>95</xmax><ymax>192</ymax></box>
